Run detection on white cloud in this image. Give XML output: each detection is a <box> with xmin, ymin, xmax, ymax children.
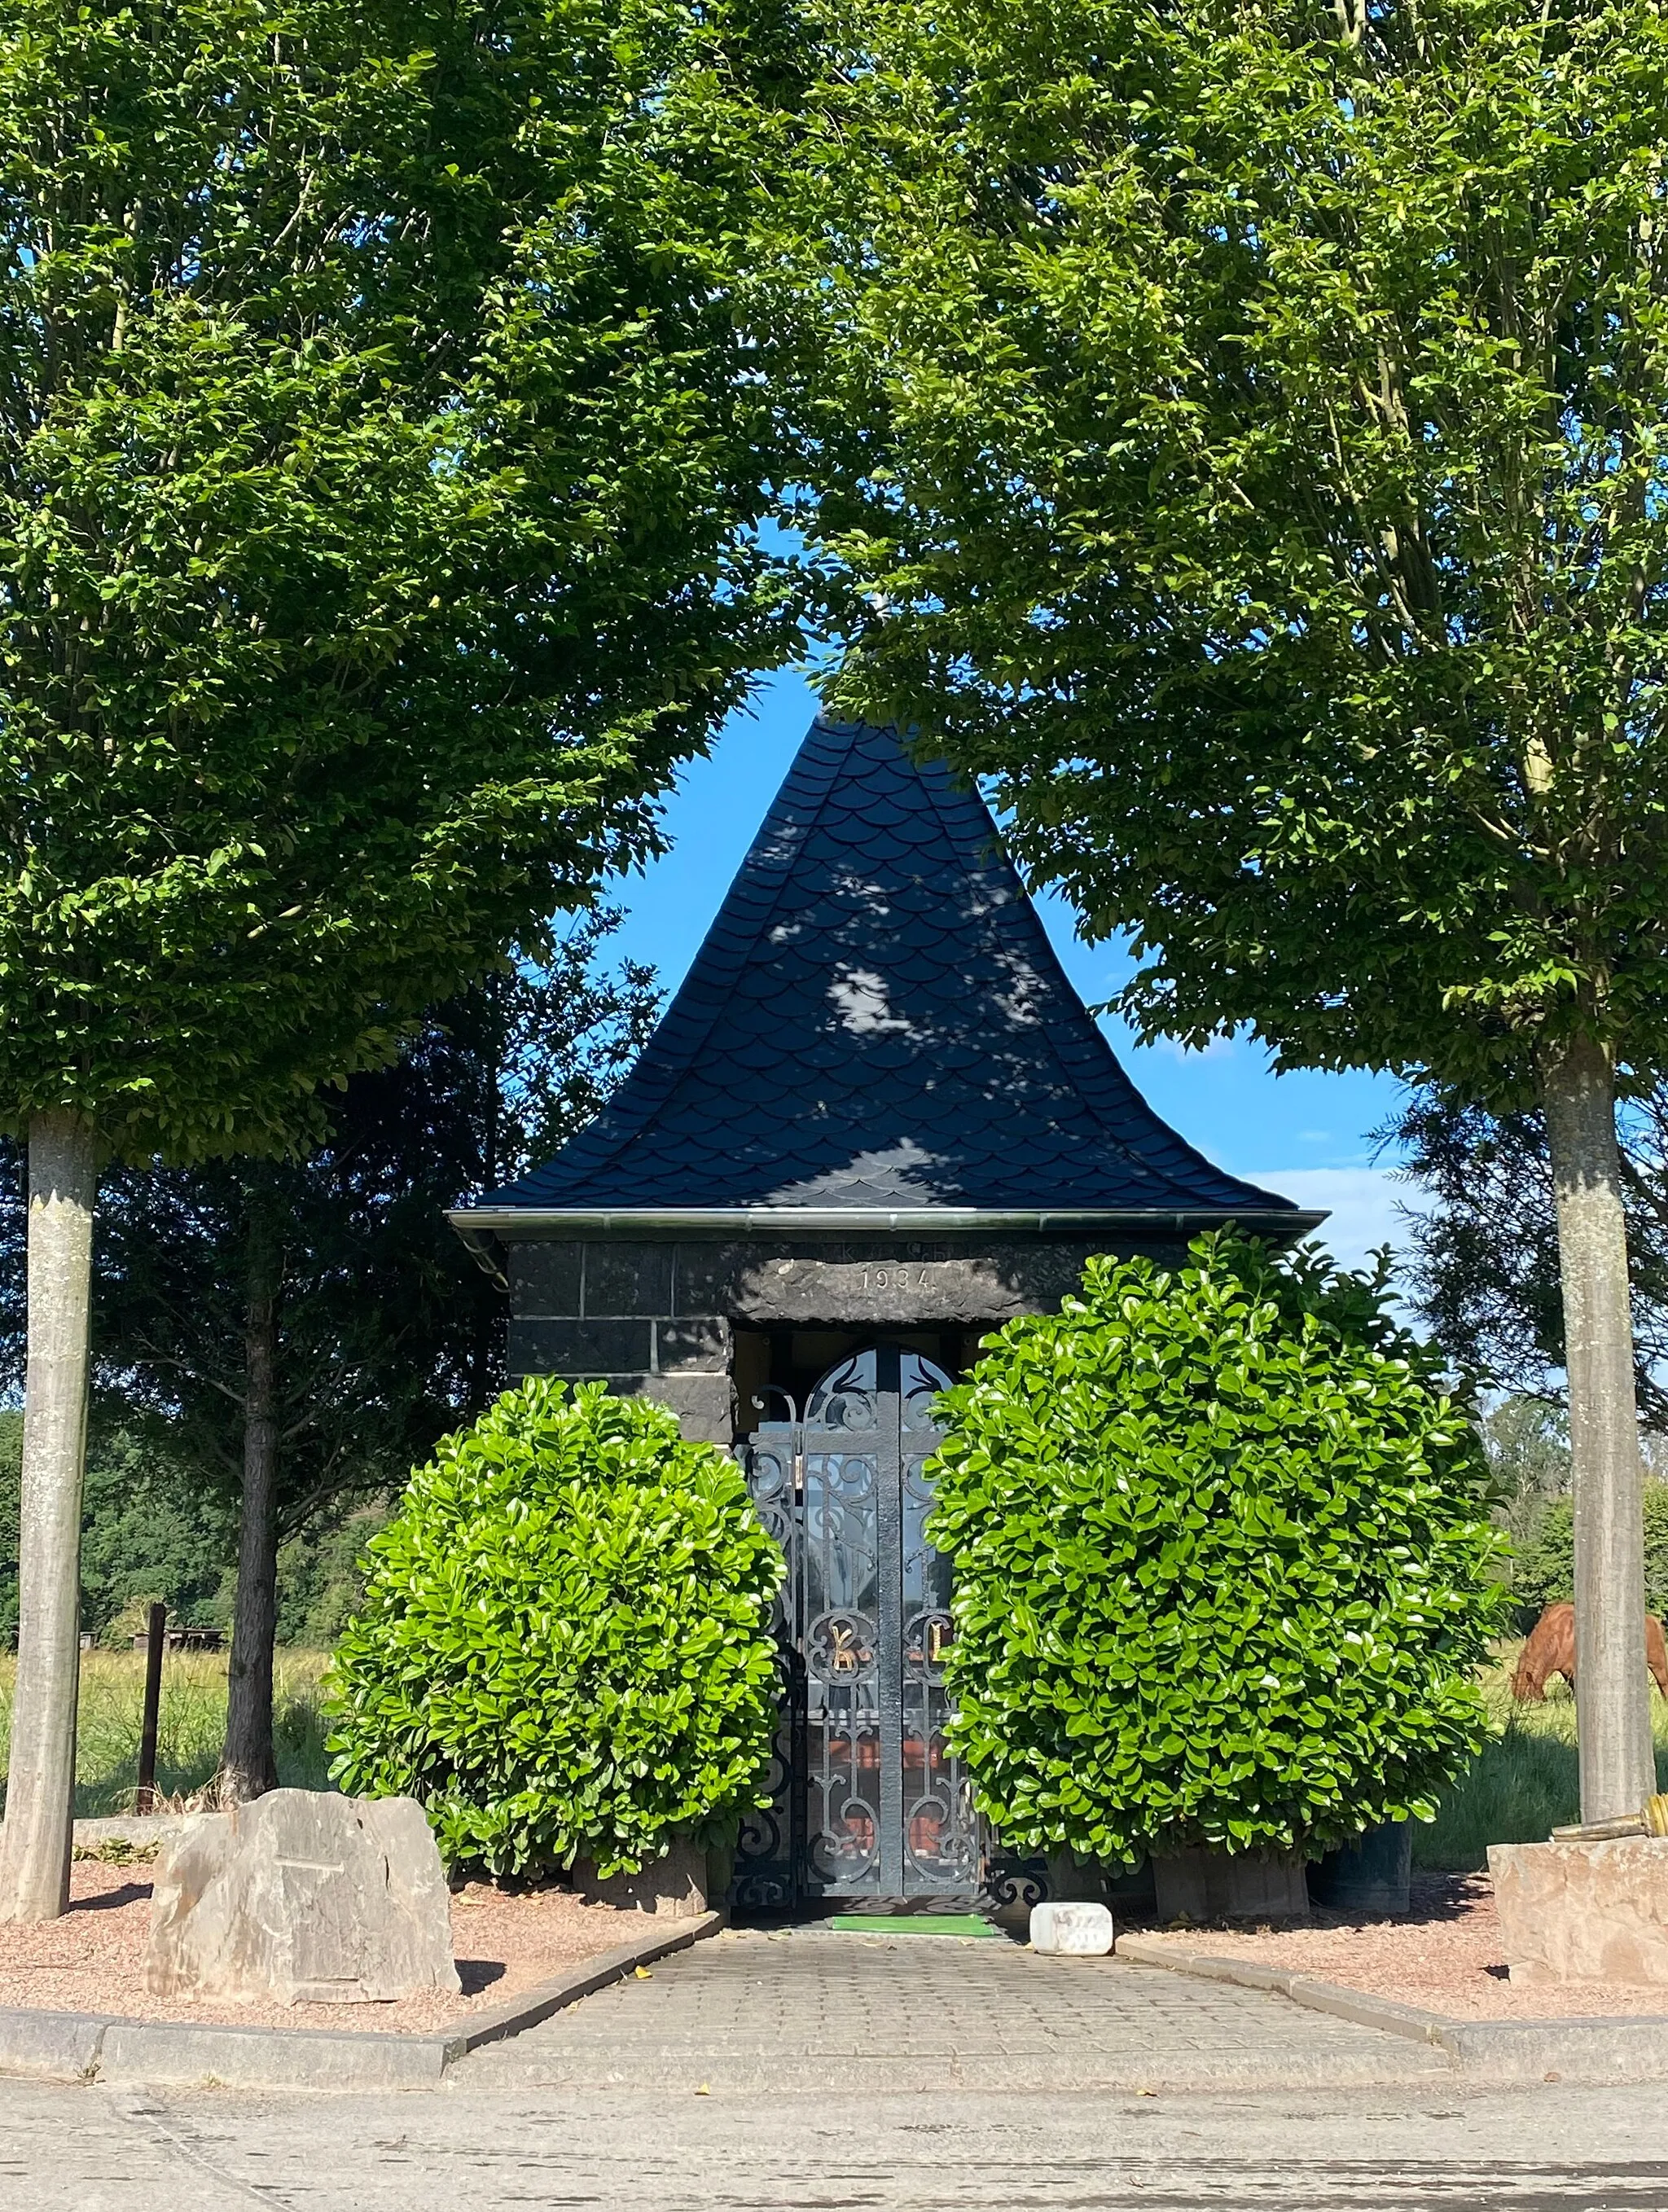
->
<box><xmin>1247</xmin><ymin>1166</ymin><xmax>1430</xmax><ymax>1276</ymax></box>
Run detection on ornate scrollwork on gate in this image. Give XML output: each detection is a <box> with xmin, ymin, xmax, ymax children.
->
<box><xmin>807</xmin><ymin>1608</ymin><xmax>878</xmax><ymax>1681</ymax></box>
<box><xmin>807</xmin><ymin>1354</ymin><xmax>881</xmax><ymax>1433</ymax></box>
<box><xmin>736</xmin><ymin>1344</ymin><xmax>980</xmax><ymax>1908</ymax></box>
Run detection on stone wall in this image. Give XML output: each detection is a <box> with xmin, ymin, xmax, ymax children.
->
<box><xmin>504</xmin><ymin>1231</ymin><xmax>1187</xmax><ymax>1445</ymax></box>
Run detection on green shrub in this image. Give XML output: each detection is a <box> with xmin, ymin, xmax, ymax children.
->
<box><xmin>325</xmin><ymin>1380</ymin><xmax>784</xmax><ymax>1879</ymax></box>
<box><xmin>1512</xmin><ymin>1483</ymin><xmax>1668</xmax><ymax>1622</ymax></box>
<box><xmin>928</xmin><ymin>1233</ymin><xmax>1508</xmax><ymax>1865</ymax></box>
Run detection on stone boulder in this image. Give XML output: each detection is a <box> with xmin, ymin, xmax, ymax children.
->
<box><xmin>1490</xmin><ymin>1836</ymin><xmax>1668</xmax><ymax>1984</ymax></box>
<box><xmin>143</xmin><ymin>1789</ymin><xmax>460</xmax><ymax>2005</ymax></box>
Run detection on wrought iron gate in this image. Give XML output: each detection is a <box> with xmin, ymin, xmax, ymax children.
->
<box><xmin>734</xmin><ymin>1345</ymin><xmax>977</xmax><ymax>1909</ymax></box>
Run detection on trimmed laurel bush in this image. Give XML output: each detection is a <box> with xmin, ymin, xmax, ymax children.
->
<box><xmin>928</xmin><ymin>1235</ymin><xmax>1507</xmax><ymax>1864</ymax></box>
<box><xmin>326</xmin><ymin>1380</ymin><xmax>784</xmax><ymax>1879</ymax></box>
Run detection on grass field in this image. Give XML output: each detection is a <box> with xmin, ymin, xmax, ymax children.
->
<box><xmin>0</xmin><ymin>1649</ymin><xmax>333</xmax><ymax>1817</ymax></box>
<box><xmin>1412</xmin><ymin>1649</ymin><xmax>1668</xmax><ymax>1870</ymax></box>
<box><xmin>0</xmin><ymin>1642</ymin><xmax>1663</xmax><ymax>1862</ymax></box>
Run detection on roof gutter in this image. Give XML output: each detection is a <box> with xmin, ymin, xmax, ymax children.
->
<box><xmin>449</xmin><ymin>1205</ymin><xmax>1325</xmax><ymax>1234</ymax></box>
<box><xmin>447</xmin><ymin>1204</ymin><xmax>1329</xmax><ymax>1284</ymax></box>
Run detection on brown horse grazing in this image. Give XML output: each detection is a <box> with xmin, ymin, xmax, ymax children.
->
<box><xmin>1512</xmin><ymin>1600</ymin><xmax>1668</xmax><ymax>1701</ymax></box>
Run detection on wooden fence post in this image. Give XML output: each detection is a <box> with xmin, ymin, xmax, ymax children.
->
<box><xmin>136</xmin><ymin>1604</ymin><xmax>165</xmax><ymax>1815</ymax></box>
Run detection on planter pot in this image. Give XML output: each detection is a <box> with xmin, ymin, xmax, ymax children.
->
<box><xmin>1152</xmin><ymin>1846</ymin><xmax>1310</xmax><ymax>1923</ymax></box>
<box><xmin>574</xmin><ymin>1834</ymin><xmax>710</xmax><ymax>1918</ymax></box>
<box><xmin>1042</xmin><ymin>1850</ymin><xmax>1157</xmax><ymax>1911</ymax></box>
<box><xmin>706</xmin><ymin>1838</ymin><xmax>736</xmax><ymax>1909</ymax></box>
<box><xmin>1310</xmin><ymin>1820</ymin><xmax>1412</xmax><ymax>1918</ymax></box>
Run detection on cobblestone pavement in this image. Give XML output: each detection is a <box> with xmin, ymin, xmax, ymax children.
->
<box><xmin>10</xmin><ymin>1928</ymin><xmax>1668</xmax><ymax>2209</ymax></box>
<box><xmin>7</xmin><ymin>2078</ymin><xmax>1668</xmax><ymax>2210</ymax></box>
<box><xmin>455</xmin><ymin>1922</ymin><xmax>1452</xmax><ymax>2093</ymax></box>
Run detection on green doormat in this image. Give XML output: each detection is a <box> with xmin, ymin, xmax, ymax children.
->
<box><xmin>829</xmin><ymin>1913</ymin><xmax>1000</xmax><ymax>1938</ymax></box>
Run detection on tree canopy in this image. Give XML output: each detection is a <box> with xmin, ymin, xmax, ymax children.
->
<box><xmin>0</xmin><ymin>0</ymin><xmax>797</xmax><ymax>1913</ymax></box>
<box><xmin>0</xmin><ymin>0</ymin><xmax>795</xmax><ymax>1158</ymax></box>
<box><xmin>776</xmin><ymin>0</ymin><xmax>1668</xmax><ymax>1102</ymax></box>
<box><xmin>761</xmin><ymin>0</ymin><xmax>1668</xmax><ymax>1821</ymax></box>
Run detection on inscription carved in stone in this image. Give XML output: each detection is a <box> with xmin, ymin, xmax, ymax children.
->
<box><xmin>723</xmin><ymin>1247</ymin><xmax>1100</xmax><ymax>1326</ymax></box>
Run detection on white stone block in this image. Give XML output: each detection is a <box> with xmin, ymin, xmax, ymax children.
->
<box><xmin>1029</xmin><ymin>1900</ymin><xmax>1114</xmax><ymax>1955</ymax></box>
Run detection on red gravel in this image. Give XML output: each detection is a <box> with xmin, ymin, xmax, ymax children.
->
<box><xmin>1135</xmin><ymin>1872</ymin><xmax>1668</xmax><ymax>2019</ymax></box>
<box><xmin>0</xmin><ymin>1858</ymin><xmax>647</xmax><ymax>2034</ymax></box>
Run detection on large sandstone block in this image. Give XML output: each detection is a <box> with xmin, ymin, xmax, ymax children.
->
<box><xmin>1490</xmin><ymin>1837</ymin><xmax>1668</xmax><ymax>1984</ymax></box>
<box><xmin>143</xmin><ymin>1789</ymin><xmax>460</xmax><ymax>2005</ymax></box>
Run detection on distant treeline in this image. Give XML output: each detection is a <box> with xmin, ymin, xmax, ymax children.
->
<box><xmin>0</xmin><ymin>1411</ymin><xmax>385</xmax><ymax>1653</ymax></box>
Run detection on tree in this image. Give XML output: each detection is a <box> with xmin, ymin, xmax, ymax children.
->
<box><xmin>1390</xmin><ymin>1089</ymin><xmax>1668</xmax><ymax>1430</ymax></box>
<box><xmin>0</xmin><ymin>0</ymin><xmax>792</xmax><ymax>1915</ymax></box>
<box><xmin>1481</xmin><ymin>1396</ymin><xmax>1572</xmax><ymax>1581</ymax></box>
<box><xmin>2</xmin><ymin>914</ymin><xmax>658</xmax><ymax>1795</ymax></box>
<box><xmin>0</xmin><ymin>1409</ymin><xmax>239</xmax><ymax>1659</ymax></box>
<box><xmin>1512</xmin><ymin>1477</ymin><xmax>1668</xmax><ymax>1626</ymax></box>
<box><xmin>774</xmin><ymin>0</ymin><xmax>1668</xmax><ymax>1819</ymax></box>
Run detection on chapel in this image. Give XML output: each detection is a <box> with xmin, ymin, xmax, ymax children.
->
<box><xmin>450</xmin><ymin>716</ymin><xmax>1317</xmax><ymax>1906</ymax></box>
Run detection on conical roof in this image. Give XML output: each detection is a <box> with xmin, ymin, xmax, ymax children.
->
<box><xmin>463</xmin><ymin>719</ymin><xmax>1310</xmax><ymax>1227</ymax></box>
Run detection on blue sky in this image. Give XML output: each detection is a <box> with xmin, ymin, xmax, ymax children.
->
<box><xmin>600</xmin><ymin>667</ymin><xmax>1421</xmax><ymax>1274</ymax></box>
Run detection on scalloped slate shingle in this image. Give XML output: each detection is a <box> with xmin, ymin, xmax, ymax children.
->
<box><xmin>480</xmin><ymin>719</ymin><xmax>1301</xmax><ymax>1218</ymax></box>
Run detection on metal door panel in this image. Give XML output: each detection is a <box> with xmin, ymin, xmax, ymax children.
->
<box><xmin>736</xmin><ymin>1345</ymin><xmax>975</xmax><ymax>1907</ymax></box>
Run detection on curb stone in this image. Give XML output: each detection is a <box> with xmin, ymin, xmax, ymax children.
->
<box><xmin>0</xmin><ymin>1908</ymin><xmax>722</xmax><ymax>2090</ymax></box>
<box><xmin>1438</xmin><ymin>2016</ymin><xmax>1668</xmax><ymax>2084</ymax></box>
<box><xmin>1114</xmin><ymin>1931</ymin><xmax>1668</xmax><ymax>2081</ymax></box>
<box><xmin>0</xmin><ymin>2008</ymin><xmax>117</xmax><ymax>2082</ymax></box>
<box><xmin>442</xmin><ymin>1909</ymin><xmax>723</xmax><ymax>2056</ymax></box>
<box><xmin>1113</xmin><ymin>1935</ymin><xmax>1450</xmax><ymax>2043</ymax></box>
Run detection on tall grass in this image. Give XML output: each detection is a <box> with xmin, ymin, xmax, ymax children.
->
<box><xmin>1415</xmin><ymin>1648</ymin><xmax>1668</xmax><ymax>1871</ymax></box>
<box><xmin>0</xmin><ymin>1649</ymin><xmax>333</xmax><ymax>1817</ymax></box>
<box><xmin>2</xmin><ymin>1639</ymin><xmax>1661</xmax><ymax>1860</ymax></box>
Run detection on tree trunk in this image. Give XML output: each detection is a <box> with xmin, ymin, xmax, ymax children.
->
<box><xmin>1542</xmin><ymin>1034</ymin><xmax>1657</xmax><ymax>1822</ymax></box>
<box><xmin>0</xmin><ymin>1111</ymin><xmax>98</xmax><ymax>1922</ymax></box>
<box><xmin>219</xmin><ymin>1209</ymin><xmax>282</xmax><ymax>1802</ymax></box>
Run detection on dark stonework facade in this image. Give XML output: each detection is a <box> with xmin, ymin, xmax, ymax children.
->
<box><xmin>494</xmin><ymin>1228</ymin><xmax>1202</xmax><ymax>1444</ymax></box>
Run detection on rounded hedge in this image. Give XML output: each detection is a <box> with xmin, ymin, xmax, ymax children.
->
<box><xmin>326</xmin><ymin>1379</ymin><xmax>784</xmax><ymax>1879</ymax></box>
<box><xmin>927</xmin><ymin>1234</ymin><xmax>1507</xmax><ymax>1863</ymax></box>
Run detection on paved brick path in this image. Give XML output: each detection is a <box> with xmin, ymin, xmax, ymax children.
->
<box><xmin>24</xmin><ymin>1920</ymin><xmax>1668</xmax><ymax>2206</ymax></box>
<box><xmin>455</xmin><ymin>1921</ymin><xmax>1451</xmax><ymax>2094</ymax></box>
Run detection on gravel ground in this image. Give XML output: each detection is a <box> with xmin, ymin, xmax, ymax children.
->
<box><xmin>0</xmin><ymin>1859</ymin><xmax>637</xmax><ymax>2033</ymax></box>
<box><xmin>1135</xmin><ymin>1871</ymin><xmax>1668</xmax><ymax>2018</ymax></box>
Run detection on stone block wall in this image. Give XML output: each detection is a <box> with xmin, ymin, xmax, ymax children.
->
<box><xmin>503</xmin><ymin>1231</ymin><xmax>1191</xmax><ymax>1446</ymax></box>
<box><xmin>506</xmin><ymin>1240</ymin><xmax>732</xmax><ymax>1444</ymax></box>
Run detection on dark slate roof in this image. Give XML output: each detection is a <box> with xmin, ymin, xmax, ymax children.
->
<box><xmin>467</xmin><ymin>719</ymin><xmax>1306</xmax><ymax>1220</ymax></box>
